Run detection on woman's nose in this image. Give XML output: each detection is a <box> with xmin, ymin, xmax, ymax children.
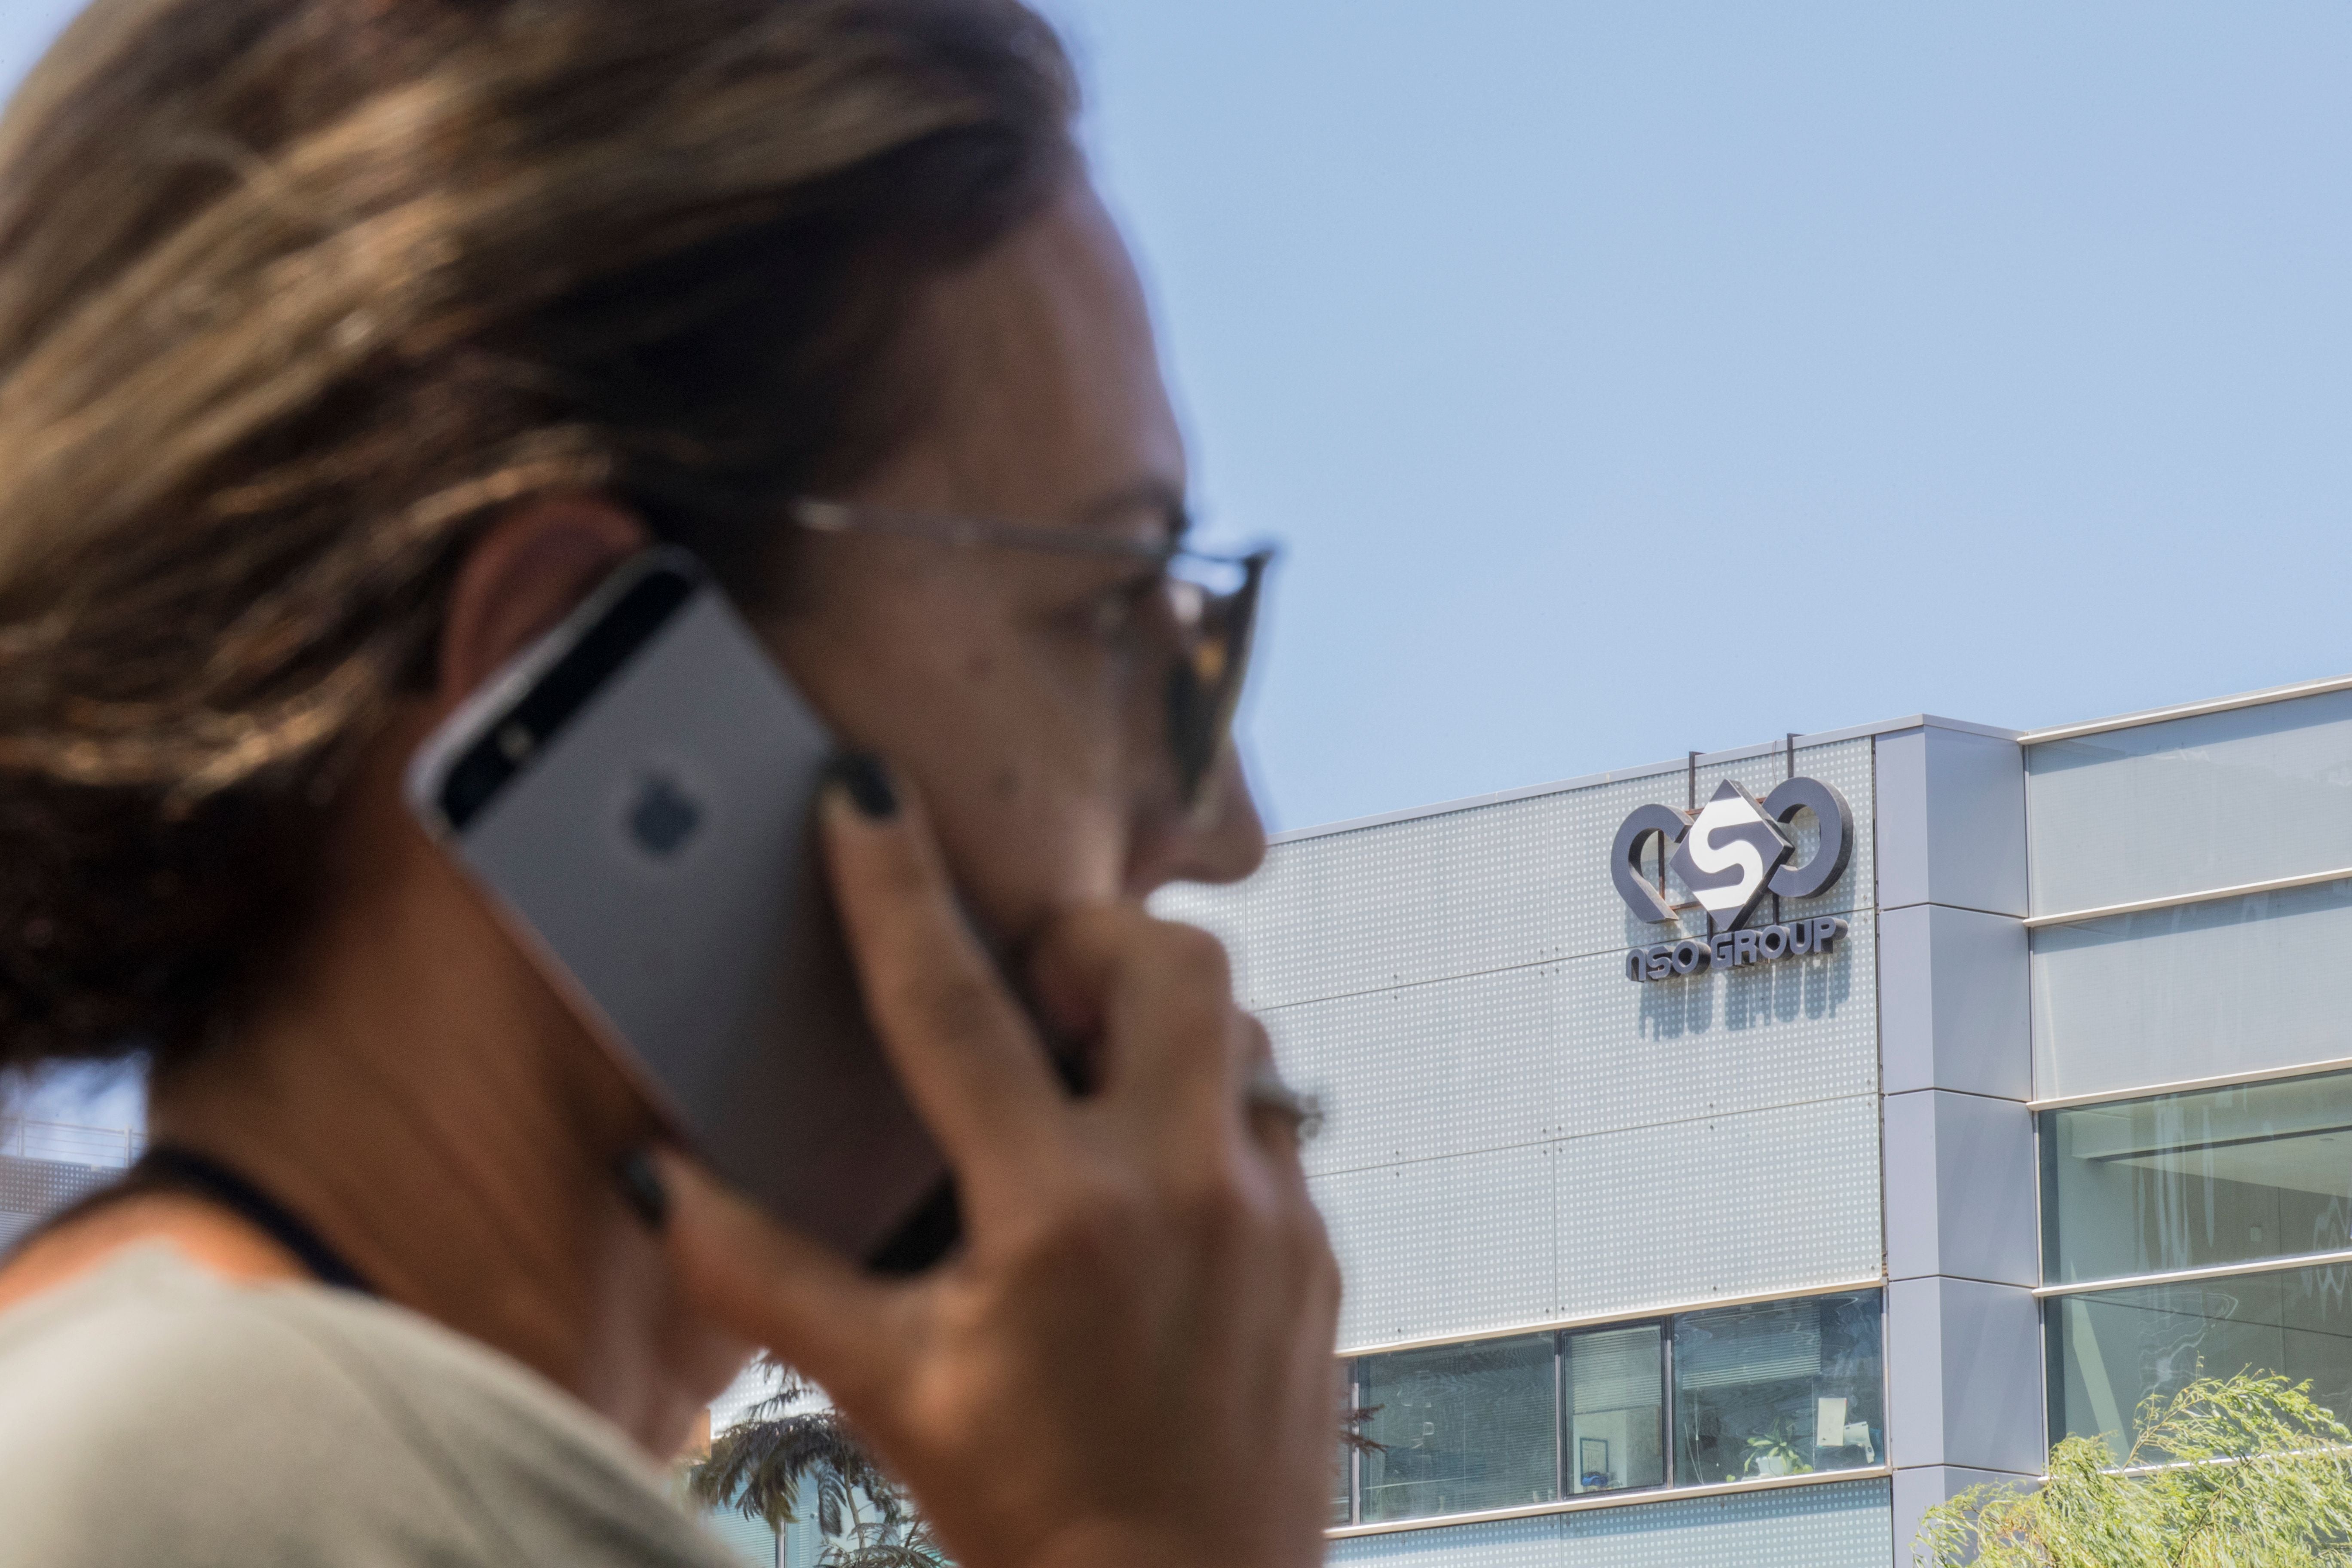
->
<box><xmin>1130</xmin><ymin>749</ymin><xmax>1266</xmax><ymax>897</ymax></box>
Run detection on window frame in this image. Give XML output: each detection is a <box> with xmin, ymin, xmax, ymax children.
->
<box><xmin>1327</xmin><ymin>1288</ymin><xmax>1888</xmax><ymax>1530</ymax></box>
<box><xmin>1562</xmin><ymin>1315</ymin><xmax>1671</xmax><ymax>1498</ymax></box>
<box><xmin>2033</xmin><ymin>1066</ymin><xmax>2352</xmax><ymax>1461</ymax></box>
<box><xmin>2037</xmin><ymin>1063</ymin><xmax>2352</xmax><ymax>1292</ymax></box>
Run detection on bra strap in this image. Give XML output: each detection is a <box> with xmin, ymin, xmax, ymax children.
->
<box><xmin>129</xmin><ymin>1145</ymin><xmax>376</xmax><ymax>1295</ymax></box>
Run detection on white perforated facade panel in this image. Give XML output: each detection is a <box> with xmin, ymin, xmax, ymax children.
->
<box><xmin>1314</xmin><ymin>1095</ymin><xmax>1885</xmax><ymax>1351</ymax></box>
<box><xmin>1326</xmin><ymin>1479</ymin><xmax>1893</xmax><ymax>1568</ymax></box>
<box><xmin>1558</xmin><ymin>1478</ymin><xmax>1894</xmax><ymax>1567</ymax></box>
<box><xmin>1554</xmin><ymin>1096</ymin><xmax>1883</xmax><ymax>1320</ymax></box>
<box><xmin>1272</xmin><ymin>962</ymin><xmax>1568</xmax><ymax>1177</ymax></box>
<box><xmin>1565</xmin><ymin>909</ymin><xmax>1875</xmax><ymax>1139</ymax></box>
<box><xmin>1316</xmin><ymin>1143</ymin><xmax>1559</xmax><ymax>1348</ymax></box>
<box><xmin>1330</xmin><ymin>1517</ymin><xmax>1562</xmax><ymax>1568</ymax></box>
<box><xmin>1158</xmin><ymin>741</ymin><xmax>1875</xmax><ymax>1014</ymax></box>
<box><xmin>1271</xmin><ymin>913</ymin><xmax>1875</xmax><ymax>1185</ymax></box>
<box><xmin>1159</xmin><ymin>737</ymin><xmax>1883</xmax><ymax>1351</ymax></box>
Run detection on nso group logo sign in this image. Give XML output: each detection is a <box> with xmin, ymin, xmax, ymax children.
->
<box><xmin>1612</xmin><ymin>776</ymin><xmax>1855</xmax><ymax>984</ymax></box>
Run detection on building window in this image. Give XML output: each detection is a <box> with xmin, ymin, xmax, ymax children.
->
<box><xmin>1357</xmin><ymin>1334</ymin><xmax>1559</xmax><ymax>1523</ymax></box>
<box><xmin>2042</xmin><ymin>1069</ymin><xmax>2352</xmax><ymax>1288</ymax></box>
<box><xmin>1672</xmin><ymin>1292</ymin><xmax>1883</xmax><ymax>1486</ymax></box>
<box><xmin>2040</xmin><ymin>1068</ymin><xmax>2352</xmax><ymax>1458</ymax></box>
<box><xmin>1565</xmin><ymin>1323</ymin><xmax>1665</xmax><ymax>1494</ymax></box>
<box><xmin>1332</xmin><ymin>1374</ymin><xmax>1358</xmax><ymax>1526</ymax></box>
<box><xmin>1328</xmin><ymin>1289</ymin><xmax>1883</xmax><ymax>1527</ymax></box>
<box><xmin>2050</xmin><ymin>1266</ymin><xmax>2352</xmax><ymax>1461</ymax></box>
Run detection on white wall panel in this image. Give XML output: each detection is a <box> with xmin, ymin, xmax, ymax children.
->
<box><xmin>1886</xmin><ymin>1277</ymin><xmax>2044</xmax><ymax>1474</ymax></box>
<box><xmin>1319</xmin><ymin>1144</ymin><xmax>1559</xmax><ymax>1350</ymax></box>
<box><xmin>1556</xmin><ymin>1097</ymin><xmax>1883</xmax><ymax>1321</ymax></box>
<box><xmin>1326</xmin><ymin>1479</ymin><xmax>1894</xmax><ymax>1568</ymax></box>
<box><xmin>1267</xmin><ymin>913</ymin><xmax>1876</xmax><ymax>1179</ymax></box>
<box><xmin>1585</xmin><ymin>912</ymin><xmax>1875</xmax><ymax>1142</ymax></box>
<box><xmin>1315</xmin><ymin>1096</ymin><xmax>1882</xmax><ymax>1350</ymax></box>
<box><xmin>1879</xmin><ymin>904</ymin><xmax>2031</xmax><ymax>1101</ymax></box>
<box><xmin>1268</xmin><ymin>963</ymin><xmax>1564</xmax><ymax>1177</ymax></box>
<box><xmin>1329</xmin><ymin>1516</ymin><xmax>1560</xmax><ymax>1568</ymax></box>
<box><xmin>2027</xmin><ymin>689</ymin><xmax>2352</xmax><ymax>916</ymax></box>
<box><xmin>1163</xmin><ymin>735</ymin><xmax>1884</xmax><ymax>1354</ymax></box>
<box><xmin>1877</xmin><ymin>726</ymin><xmax>2029</xmax><ymax>919</ymax></box>
<box><xmin>1560</xmin><ymin>1479</ymin><xmax>1893</xmax><ymax>1568</ymax></box>
<box><xmin>0</xmin><ymin>1153</ymin><xmax>114</xmax><ymax>1256</ymax></box>
<box><xmin>2031</xmin><ymin>879</ymin><xmax>2352</xmax><ymax>1101</ymax></box>
<box><xmin>1156</xmin><ymin>739</ymin><xmax>1874</xmax><ymax>1013</ymax></box>
<box><xmin>1882</xmin><ymin>1091</ymin><xmax>2038</xmax><ymax>1288</ymax></box>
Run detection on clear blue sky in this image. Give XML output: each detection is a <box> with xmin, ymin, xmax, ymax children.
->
<box><xmin>7</xmin><ymin>3</ymin><xmax>2352</xmax><ymax>833</ymax></box>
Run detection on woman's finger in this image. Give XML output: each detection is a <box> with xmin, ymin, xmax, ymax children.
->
<box><xmin>656</xmin><ymin>1150</ymin><xmax>906</xmax><ymax>1406</ymax></box>
<box><xmin>821</xmin><ymin>760</ymin><xmax>1069</xmax><ymax>1184</ymax></box>
<box><xmin>1028</xmin><ymin>907</ymin><xmax>1249</xmax><ymax>1160</ymax></box>
<box><xmin>1237</xmin><ymin>1016</ymin><xmax>1317</xmax><ymax>1170</ymax></box>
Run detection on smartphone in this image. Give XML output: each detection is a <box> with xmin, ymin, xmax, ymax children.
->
<box><xmin>404</xmin><ymin>546</ymin><xmax>956</xmax><ymax>1271</ymax></box>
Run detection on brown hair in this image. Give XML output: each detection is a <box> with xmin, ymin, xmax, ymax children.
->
<box><xmin>0</xmin><ymin>0</ymin><xmax>1075</xmax><ymax>1068</ymax></box>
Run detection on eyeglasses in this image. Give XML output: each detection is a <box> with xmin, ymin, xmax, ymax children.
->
<box><xmin>790</xmin><ymin>498</ymin><xmax>1274</xmax><ymax>808</ymax></box>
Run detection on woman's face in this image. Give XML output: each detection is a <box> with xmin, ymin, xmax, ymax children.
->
<box><xmin>765</xmin><ymin>180</ymin><xmax>1267</xmax><ymax>947</ymax></box>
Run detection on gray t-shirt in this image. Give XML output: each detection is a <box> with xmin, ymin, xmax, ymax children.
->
<box><xmin>0</xmin><ymin>1246</ymin><xmax>744</xmax><ymax>1568</ymax></box>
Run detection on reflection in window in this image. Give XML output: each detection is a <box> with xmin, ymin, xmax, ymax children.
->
<box><xmin>2051</xmin><ymin>1265</ymin><xmax>2352</xmax><ymax>1461</ymax></box>
<box><xmin>1672</xmin><ymin>1292</ymin><xmax>1883</xmax><ymax>1486</ymax></box>
<box><xmin>1327</xmin><ymin>1290</ymin><xmax>1885</xmax><ymax>1527</ymax></box>
<box><xmin>1331</xmin><ymin>1376</ymin><xmax>1357</xmax><ymax>1526</ymax></box>
<box><xmin>1358</xmin><ymin>1335</ymin><xmax>1557</xmax><ymax>1523</ymax></box>
<box><xmin>2043</xmin><ymin>1070</ymin><xmax>2352</xmax><ymax>1286</ymax></box>
<box><xmin>1566</xmin><ymin>1324</ymin><xmax>1664</xmax><ymax>1494</ymax></box>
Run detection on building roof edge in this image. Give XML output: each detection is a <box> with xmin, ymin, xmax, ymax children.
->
<box><xmin>1265</xmin><ymin>712</ymin><xmax>2018</xmax><ymax>846</ymax></box>
<box><xmin>2017</xmin><ymin>670</ymin><xmax>2352</xmax><ymax>745</ymax></box>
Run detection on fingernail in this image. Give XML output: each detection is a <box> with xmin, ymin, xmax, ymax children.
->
<box><xmin>615</xmin><ymin>1149</ymin><xmax>670</xmax><ymax>1231</ymax></box>
<box><xmin>826</xmin><ymin>752</ymin><xmax>899</xmax><ymax>820</ymax></box>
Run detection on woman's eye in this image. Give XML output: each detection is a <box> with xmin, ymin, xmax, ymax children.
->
<box><xmin>1087</xmin><ymin>594</ymin><xmax>1136</xmax><ymax>638</ymax></box>
<box><xmin>1079</xmin><ymin>577</ymin><xmax>1159</xmax><ymax>642</ymax></box>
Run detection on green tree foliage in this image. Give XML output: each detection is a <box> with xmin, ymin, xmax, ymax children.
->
<box><xmin>1917</xmin><ymin>1372</ymin><xmax>2352</xmax><ymax>1567</ymax></box>
<box><xmin>684</xmin><ymin>1358</ymin><xmax>948</xmax><ymax>1568</ymax></box>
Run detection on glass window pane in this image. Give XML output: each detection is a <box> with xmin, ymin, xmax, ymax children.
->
<box><xmin>1358</xmin><ymin>1334</ymin><xmax>1558</xmax><ymax>1522</ymax></box>
<box><xmin>2043</xmin><ymin>1069</ymin><xmax>2352</xmax><ymax>1286</ymax></box>
<box><xmin>2026</xmin><ymin>689</ymin><xmax>2352</xmax><ymax>915</ymax></box>
<box><xmin>1672</xmin><ymin>1292</ymin><xmax>1883</xmax><ymax>1486</ymax></box>
<box><xmin>1565</xmin><ymin>1323</ymin><xmax>1664</xmax><ymax>1494</ymax></box>
<box><xmin>2052</xmin><ymin>1266</ymin><xmax>2352</xmax><ymax>1462</ymax></box>
<box><xmin>1332</xmin><ymin>1368</ymin><xmax>1358</xmax><ymax>1525</ymax></box>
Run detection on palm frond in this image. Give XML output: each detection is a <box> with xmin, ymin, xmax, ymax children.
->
<box><xmin>821</xmin><ymin>1546</ymin><xmax>951</xmax><ymax>1568</ymax></box>
<box><xmin>821</xmin><ymin>1516</ymin><xmax>951</xmax><ymax>1568</ymax></box>
<box><xmin>684</xmin><ymin>1374</ymin><xmax>900</xmax><ymax>1532</ymax></box>
<box><xmin>695</xmin><ymin>1360</ymin><xmax>1380</xmax><ymax>1564</ymax></box>
<box><xmin>1341</xmin><ymin>1403</ymin><xmax>1387</xmax><ymax>1457</ymax></box>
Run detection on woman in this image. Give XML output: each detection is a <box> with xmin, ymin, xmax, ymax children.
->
<box><xmin>0</xmin><ymin>3</ymin><xmax>1341</xmax><ymax>1566</ymax></box>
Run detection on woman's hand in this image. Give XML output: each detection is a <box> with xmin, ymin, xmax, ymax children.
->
<box><xmin>660</xmin><ymin>764</ymin><xmax>1341</xmax><ymax>1568</ymax></box>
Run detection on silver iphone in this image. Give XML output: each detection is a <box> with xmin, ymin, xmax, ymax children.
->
<box><xmin>404</xmin><ymin>547</ymin><xmax>954</xmax><ymax>1269</ymax></box>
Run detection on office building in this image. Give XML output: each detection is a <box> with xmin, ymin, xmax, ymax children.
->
<box><xmin>0</xmin><ymin>1120</ymin><xmax>135</xmax><ymax>1253</ymax></box>
<box><xmin>1156</xmin><ymin>671</ymin><xmax>2352</xmax><ymax>1566</ymax></box>
<box><xmin>10</xmin><ymin>670</ymin><xmax>2347</xmax><ymax>1567</ymax></box>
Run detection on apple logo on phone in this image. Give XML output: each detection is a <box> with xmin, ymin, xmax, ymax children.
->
<box><xmin>628</xmin><ymin>772</ymin><xmax>704</xmax><ymax>859</ymax></box>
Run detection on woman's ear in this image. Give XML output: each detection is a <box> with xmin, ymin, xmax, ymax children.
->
<box><xmin>438</xmin><ymin>494</ymin><xmax>651</xmax><ymax>704</ymax></box>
